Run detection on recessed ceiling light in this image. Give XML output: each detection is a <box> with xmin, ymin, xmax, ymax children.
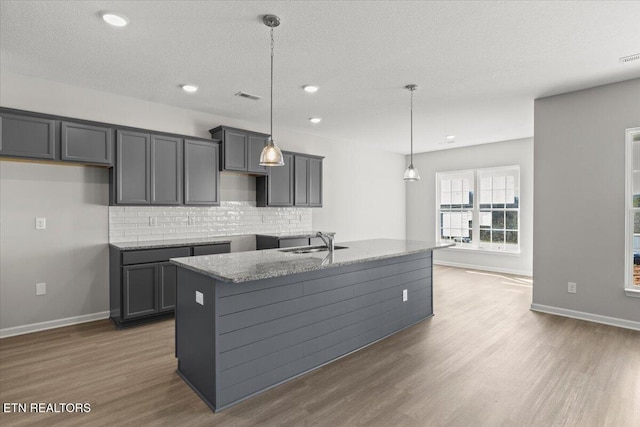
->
<box><xmin>181</xmin><ymin>84</ymin><xmax>199</xmax><ymax>93</ymax></box>
<box><xmin>303</xmin><ymin>85</ymin><xmax>319</xmax><ymax>93</ymax></box>
<box><xmin>446</xmin><ymin>135</ymin><xmax>456</xmax><ymax>139</ymax></box>
<box><xmin>101</xmin><ymin>12</ymin><xmax>129</xmax><ymax>27</ymax></box>
<box><xmin>309</xmin><ymin>117</ymin><xmax>322</xmax><ymax>124</ymax></box>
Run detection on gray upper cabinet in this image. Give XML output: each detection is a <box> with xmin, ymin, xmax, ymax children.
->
<box><xmin>0</xmin><ymin>113</ymin><xmax>56</xmax><ymax>160</ymax></box>
<box><xmin>257</xmin><ymin>152</ymin><xmax>294</xmax><ymax>207</ymax></box>
<box><xmin>209</xmin><ymin>126</ymin><xmax>268</xmax><ymax>175</ymax></box>
<box><xmin>257</xmin><ymin>152</ymin><xmax>323</xmax><ymax>208</ymax></box>
<box><xmin>116</xmin><ymin>130</ymin><xmax>151</xmax><ymax>204</ymax></box>
<box><xmin>61</xmin><ymin>121</ymin><xmax>113</xmax><ymax>165</ymax></box>
<box><xmin>151</xmin><ymin>135</ymin><xmax>182</xmax><ymax>205</ymax></box>
<box><xmin>184</xmin><ymin>139</ymin><xmax>220</xmax><ymax>206</ymax></box>
<box><xmin>309</xmin><ymin>156</ymin><xmax>323</xmax><ymax>207</ymax></box>
<box><xmin>294</xmin><ymin>154</ymin><xmax>323</xmax><ymax>207</ymax></box>
<box><xmin>248</xmin><ymin>134</ymin><xmax>268</xmax><ymax>174</ymax></box>
<box><xmin>294</xmin><ymin>155</ymin><xmax>310</xmax><ymax>206</ymax></box>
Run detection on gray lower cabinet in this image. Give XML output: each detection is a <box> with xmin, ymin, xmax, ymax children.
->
<box><xmin>209</xmin><ymin>126</ymin><xmax>268</xmax><ymax>174</ymax></box>
<box><xmin>159</xmin><ymin>263</ymin><xmax>177</xmax><ymax>312</ymax></box>
<box><xmin>110</xmin><ymin>243</ymin><xmax>230</xmax><ymax>327</ymax></box>
<box><xmin>61</xmin><ymin>121</ymin><xmax>113</xmax><ymax>165</ymax></box>
<box><xmin>184</xmin><ymin>139</ymin><xmax>220</xmax><ymax>206</ymax></box>
<box><xmin>0</xmin><ymin>113</ymin><xmax>56</xmax><ymax>160</ymax></box>
<box><xmin>123</xmin><ymin>263</ymin><xmax>158</xmax><ymax>319</ymax></box>
<box><xmin>256</xmin><ymin>235</ymin><xmax>324</xmax><ymax>250</ymax></box>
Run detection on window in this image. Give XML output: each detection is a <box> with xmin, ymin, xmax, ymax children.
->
<box><xmin>624</xmin><ymin>127</ymin><xmax>640</xmax><ymax>297</ymax></box>
<box><xmin>437</xmin><ymin>166</ymin><xmax>520</xmax><ymax>253</ymax></box>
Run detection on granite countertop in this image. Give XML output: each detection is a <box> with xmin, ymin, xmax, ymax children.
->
<box><xmin>110</xmin><ymin>237</ymin><xmax>233</xmax><ymax>251</ymax></box>
<box><xmin>256</xmin><ymin>231</ymin><xmax>335</xmax><ymax>239</ymax></box>
<box><xmin>171</xmin><ymin>238</ymin><xmax>453</xmax><ymax>283</ymax></box>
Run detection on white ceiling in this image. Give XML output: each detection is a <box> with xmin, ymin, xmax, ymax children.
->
<box><xmin>1</xmin><ymin>1</ymin><xmax>639</xmax><ymax>154</ymax></box>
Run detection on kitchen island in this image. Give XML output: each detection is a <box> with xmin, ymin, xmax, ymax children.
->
<box><xmin>171</xmin><ymin>238</ymin><xmax>451</xmax><ymax>411</ymax></box>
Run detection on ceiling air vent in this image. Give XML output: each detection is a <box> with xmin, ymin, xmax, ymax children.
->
<box><xmin>234</xmin><ymin>91</ymin><xmax>262</xmax><ymax>101</ymax></box>
<box><xmin>619</xmin><ymin>53</ymin><xmax>640</xmax><ymax>63</ymax></box>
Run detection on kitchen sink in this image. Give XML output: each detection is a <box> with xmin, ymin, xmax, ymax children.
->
<box><xmin>279</xmin><ymin>245</ymin><xmax>348</xmax><ymax>254</ymax></box>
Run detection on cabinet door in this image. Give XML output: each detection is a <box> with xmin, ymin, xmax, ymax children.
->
<box><xmin>223</xmin><ymin>130</ymin><xmax>247</xmax><ymax>171</ymax></box>
<box><xmin>267</xmin><ymin>152</ymin><xmax>294</xmax><ymax>206</ymax></box>
<box><xmin>247</xmin><ymin>134</ymin><xmax>268</xmax><ymax>174</ymax></box>
<box><xmin>123</xmin><ymin>264</ymin><xmax>158</xmax><ymax>319</ymax></box>
<box><xmin>117</xmin><ymin>130</ymin><xmax>150</xmax><ymax>204</ymax></box>
<box><xmin>0</xmin><ymin>113</ymin><xmax>56</xmax><ymax>159</ymax></box>
<box><xmin>184</xmin><ymin>139</ymin><xmax>220</xmax><ymax>205</ymax></box>
<box><xmin>61</xmin><ymin>122</ymin><xmax>113</xmax><ymax>165</ymax></box>
<box><xmin>309</xmin><ymin>157</ymin><xmax>323</xmax><ymax>207</ymax></box>
<box><xmin>294</xmin><ymin>155</ymin><xmax>310</xmax><ymax>206</ymax></box>
<box><xmin>151</xmin><ymin>135</ymin><xmax>182</xmax><ymax>205</ymax></box>
<box><xmin>158</xmin><ymin>263</ymin><xmax>177</xmax><ymax>312</ymax></box>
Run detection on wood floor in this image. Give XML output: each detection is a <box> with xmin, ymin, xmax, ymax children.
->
<box><xmin>1</xmin><ymin>266</ymin><xmax>639</xmax><ymax>427</ymax></box>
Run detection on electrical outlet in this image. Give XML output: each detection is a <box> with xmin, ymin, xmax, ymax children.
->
<box><xmin>149</xmin><ymin>216</ymin><xmax>157</xmax><ymax>226</ymax></box>
<box><xmin>195</xmin><ymin>291</ymin><xmax>204</xmax><ymax>305</ymax></box>
<box><xmin>35</xmin><ymin>217</ymin><xmax>46</xmax><ymax>230</ymax></box>
<box><xmin>568</xmin><ymin>282</ymin><xmax>577</xmax><ymax>294</ymax></box>
<box><xmin>402</xmin><ymin>289</ymin><xmax>408</xmax><ymax>302</ymax></box>
<box><xmin>188</xmin><ymin>216</ymin><xmax>195</xmax><ymax>226</ymax></box>
<box><xmin>36</xmin><ymin>282</ymin><xmax>46</xmax><ymax>296</ymax></box>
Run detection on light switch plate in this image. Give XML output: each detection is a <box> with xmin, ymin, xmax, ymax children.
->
<box><xmin>195</xmin><ymin>291</ymin><xmax>204</xmax><ymax>305</ymax></box>
<box><xmin>35</xmin><ymin>217</ymin><xmax>46</xmax><ymax>230</ymax></box>
<box><xmin>36</xmin><ymin>282</ymin><xmax>46</xmax><ymax>296</ymax></box>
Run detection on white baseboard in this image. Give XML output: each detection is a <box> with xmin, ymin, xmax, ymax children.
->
<box><xmin>0</xmin><ymin>311</ymin><xmax>110</xmax><ymax>339</ymax></box>
<box><xmin>530</xmin><ymin>304</ymin><xmax>640</xmax><ymax>331</ymax></box>
<box><xmin>433</xmin><ymin>260</ymin><xmax>532</xmax><ymax>277</ymax></box>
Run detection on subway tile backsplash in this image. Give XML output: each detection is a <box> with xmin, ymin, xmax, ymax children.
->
<box><xmin>109</xmin><ymin>202</ymin><xmax>312</xmax><ymax>243</ymax></box>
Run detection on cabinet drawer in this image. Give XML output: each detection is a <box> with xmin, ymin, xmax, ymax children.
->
<box><xmin>122</xmin><ymin>247</ymin><xmax>190</xmax><ymax>265</ymax></box>
<box><xmin>192</xmin><ymin>243</ymin><xmax>231</xmax><ymax>256</ymax></box>
<box><xmin>278</xmin><ymin>238</ymin><xmax>310</xmax><ymax>248</ymax></box>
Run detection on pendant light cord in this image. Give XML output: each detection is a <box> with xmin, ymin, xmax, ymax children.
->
<box><xmin>270</xmin><ymin>27</ymin><xmax>274</xmax><ymax>140</ymax></box>
<box><xmin>410</xmin><ymin>87</ymin><xmax>414</xmax><ymax>165</ymax></box>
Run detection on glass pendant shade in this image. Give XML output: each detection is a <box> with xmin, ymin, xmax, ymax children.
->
<box><xmin>404</xmin><ymin>164</ymin><xmax>421</xmax><ymax>181</ymax></box>
<box><xmin>259</xmin><ymin>137</ymin><xmax>284</xmax><ymax>166</ymax></box>
<box><xmin>403</xmin><ymin>84</ymin><xmax>421</xmax><ymax>181</ymax></box>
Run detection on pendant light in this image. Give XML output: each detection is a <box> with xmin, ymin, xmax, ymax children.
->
<box><xmin>259</xmin><ymin>14</ymin><xmax>285</xmax><ymax>166</ymax></box>
<box><xmin>403</xmin><ymin>84</ymin><xmax>421</xmax><ymax>181</ymax></box>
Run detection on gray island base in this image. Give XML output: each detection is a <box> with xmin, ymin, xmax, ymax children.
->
<box><xmin>171</xmin><ymin>239</ymin><xmax>451</xmax><ymax>411</ymax></box>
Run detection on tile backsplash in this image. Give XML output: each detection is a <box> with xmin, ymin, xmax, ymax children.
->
<box><xmin>109</xmin><ymin>202</ymin><xmax>312</xmax><ymax>243</ymax></box>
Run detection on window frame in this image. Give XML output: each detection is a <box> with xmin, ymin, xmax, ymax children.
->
<box><xmin>623</xmin><ymin>127</ymin><xmax>640</xmax><ymax>298</ymax></box>
<box><xmin>436</xmin><ymin>165</ymin><xmax>521</xmax><ymax>254</ymax></box>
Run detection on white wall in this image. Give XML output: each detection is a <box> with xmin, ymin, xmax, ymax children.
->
<box><xmin>533</xmin><ymin>78</ymin><xmax>640</xmax><ymax>327</ymax></box>
<box><xmin>0</xmin><ymin>71</ymin><xmax>406</xmax><ymax>334</ymax></box>
<box><xmin>406</xmin><ymin>138</ymin><xmax>534</xmax><ymax>276</ymax></box>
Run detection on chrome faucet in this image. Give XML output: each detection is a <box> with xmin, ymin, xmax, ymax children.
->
<box><xmin>316</xmin><ymin>231</ymin><xmax>335</xmax><ymax>252</ymax></box>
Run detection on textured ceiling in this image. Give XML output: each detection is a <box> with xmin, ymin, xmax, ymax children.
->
<box><xmin>1</xmin><ymin>1</ymin><xmax>639</xmax><ymax>154</ymax></box>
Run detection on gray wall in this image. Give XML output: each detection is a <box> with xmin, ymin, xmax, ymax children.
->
<box><xmin>0</xmin><ymin>161</ymin><xmax>110</xmax><ymax>330</ymax></box>
<box><xmin>0</xmin><ymin>71</ymin><xmax>406</xmax><ymax>334</ymax></box>
<box><xmin>533</xmin><ymin>78</ymin><xmax>640</xmax><ymax>324</ymax></box>
<box><xmin>406</xmin><ymin>138</ymin><xmax>534</xmax><ymax>275</ymax></box>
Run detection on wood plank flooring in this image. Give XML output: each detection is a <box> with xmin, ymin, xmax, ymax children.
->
<box><xmin>1</xmin><ymin>266</ymin><xmax>639</xmax><ymax>426</ymax></box>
